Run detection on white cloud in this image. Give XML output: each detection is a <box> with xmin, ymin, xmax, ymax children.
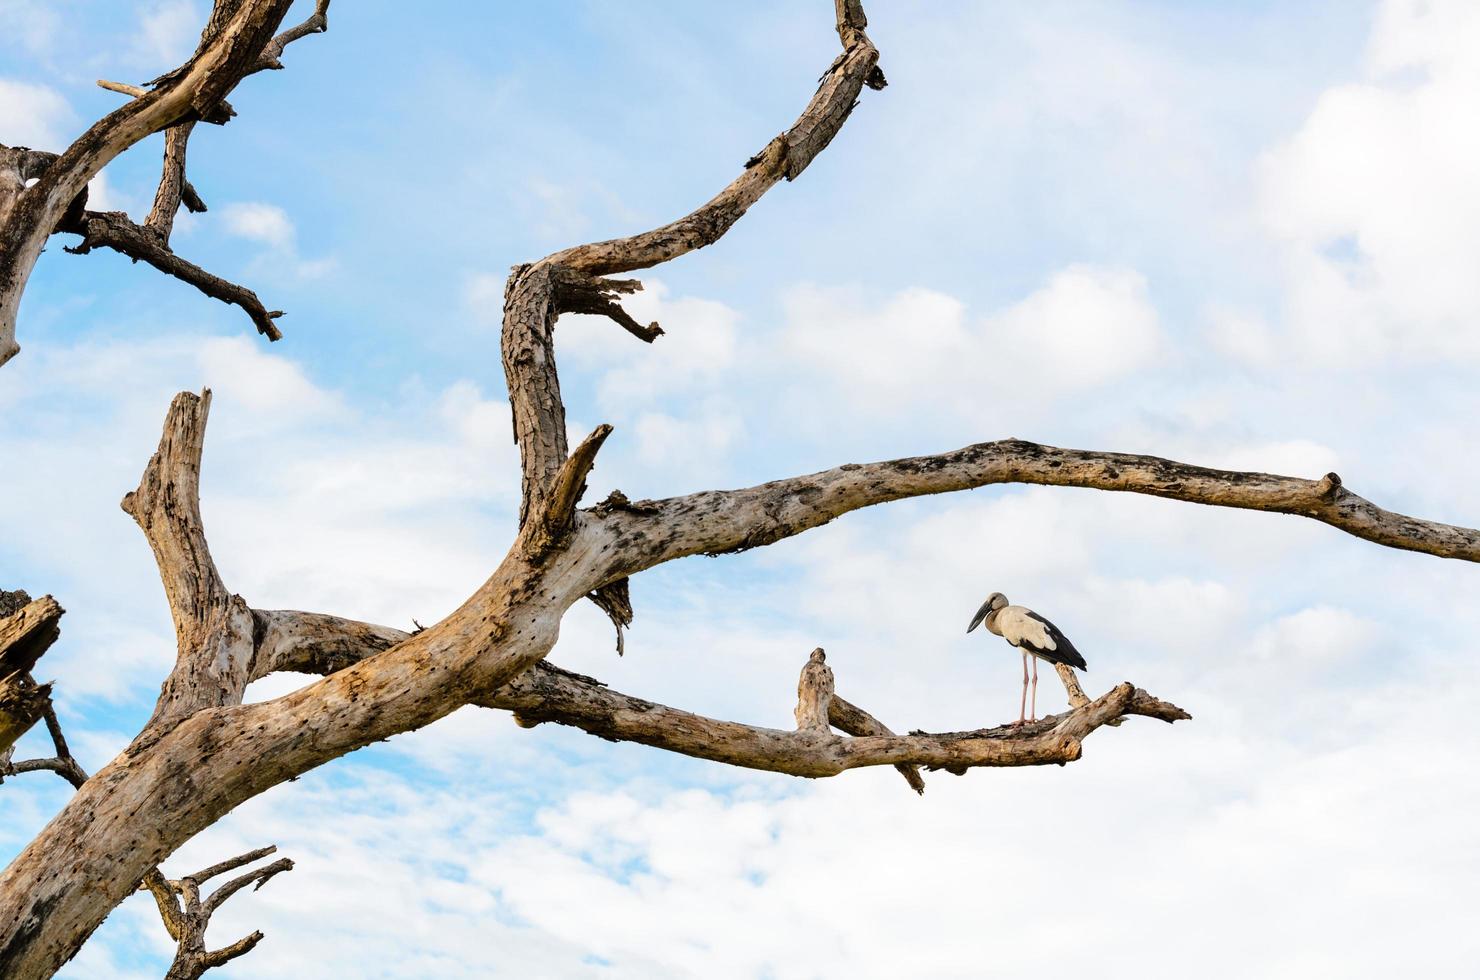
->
<box><xmin>633</xmin><ymin>407</ymin><xmax>742</xmax><ymax>471</ymax></box>
<box><xmin>220</xmin><ymin>202</ymin><xmax>296</xmax><ymax>249</ymax></box>
<box><xmin>130</xmin><ymin>1</ymin><xmax>201</xmax><ymax>70</ymax></box>
<box><xmin>0</xmin><ymin>3</ymin><xmax>62</xmax><ymax>58</ymax></box>
<box><xmin>1204</xmin><ymin>438</ymin><xmax>1341</xmax><ymax>477</ymax></box>
<box><xmin>0</xmin><ymin>78</ymin><xmax>70</xmax><ymax>148</ymax></box>
<box><xmin>1256</xmin><ymin>0</ymin><xmax>1480</xmax><ymax>363</ymax></box>
<box><xmin>990</xmin><ymin>264</ymin><xmax>1163</xmax><ymax>388</ymax></box>
<box><xmin>463</xmin><ymin>272</ymin><xmax>505</xmax><ymax>326</ymax></box>
<box><xmin>218</xmin><ymin>201</ymin><xmax>336</xmax><ymax>280</ymax></box>
<box><xmin>559</xmin><ymin>280</ymin><xmax>741</xmax><ymax>410</ymax></box>
<box><xmin>1248</xmin><ymin>606</ymin><xmax>1379</xmax><ymax>668</ymax></box>
<box><xmin>1203</xmin><ymin>305</ymin><xmax>1277</xmax><ymax>368</ymax></box>
<box><xmin>779</xmin><ymin>265</ymin><xmax>1162</xmax><ymax>421</ymax></box>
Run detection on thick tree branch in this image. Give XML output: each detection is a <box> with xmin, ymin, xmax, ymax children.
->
<box><xmin>497</xmin><ymin>0</ymin><xmax>887</xmax><ymax>665</ymax></box>
<box><xmin>0</xmin><ymin>629</ymin><xmax>271</xmax><ymax>978</ymax></box>
<box><xmin>140</xmin><ymin>0</ymin><xmax>332</xmax><ymax>250</ymax></box>
<box><xmin>122</xmin><ymin>389</ymin><xmax>258</xmax><ymax>731</ymax></box>
<box><xmin>594</xmin><ymin>440</ymin><xmax>1480</xmax><ymax>577</ymax></box>
<box><xmin>503</xmin><ymin>666</ymin><xmax>1186</xmax><ymax>778</ymax></box>
<box><xmin>248</xmin><ymin>609</ymin><xmax>409</xmax><ymax>680</ymax></box>
<box><xmin>0</xmin><ymin>595</ymin><xmax>63</xmax><ymax>758</ymax></box>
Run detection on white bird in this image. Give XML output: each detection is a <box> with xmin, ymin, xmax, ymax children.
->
<box><xmin>967</xmin><ymin>592</ymin><xmax>1087</xmax><ymax>726</ymax></box>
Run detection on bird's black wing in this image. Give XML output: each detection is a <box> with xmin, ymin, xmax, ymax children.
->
<box><xmin>1023</xmin><ymin>611</ymin><xmax>1087</xmax><ymax>670</ymax></box>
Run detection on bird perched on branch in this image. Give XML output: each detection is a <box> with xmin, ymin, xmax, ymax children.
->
<box><xmin>967</xmin><ymin>592</ymin><xmax>1087</xmax><ymax>726</ymax></box>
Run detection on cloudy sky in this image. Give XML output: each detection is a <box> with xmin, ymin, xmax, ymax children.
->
<box><xmin>4</xmin><ymin>0</ymin><xmax>1480</xmax><ymax>976</ymax></box>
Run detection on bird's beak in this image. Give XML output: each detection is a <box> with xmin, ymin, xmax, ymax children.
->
<box><xmin>967</xmin><ymin>598</ymin><xmax>993</xmax><ymax>634</ymax></box>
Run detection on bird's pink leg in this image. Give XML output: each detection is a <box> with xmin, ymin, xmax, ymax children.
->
<box><xmin>1015</xmin><ymin>649</ymin><xmax>1028</xmax><ymax>726</ymax></box>
<box><xmin>1030</xmin><ymin>656</ymin><xmax>1038</xmax><ymax>722</ymax></box>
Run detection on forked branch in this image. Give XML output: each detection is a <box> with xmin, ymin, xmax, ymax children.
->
<box><xmin>148</xmin><ymin>845</ymin><xmax>294</xmax><ymax>980</ymax></box>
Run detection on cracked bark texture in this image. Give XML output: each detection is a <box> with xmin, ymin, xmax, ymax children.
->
<box><xmin>1</xmin><ymin>0</ymin><xmax>1477</xmax><ymax>977</ymax></box>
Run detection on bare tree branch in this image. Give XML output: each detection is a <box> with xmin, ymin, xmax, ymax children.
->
<box><xmin>248</xmin><ymin>609</ymin><xmax>409</xmax><ymax>680</ymax></box>
<box><xmin>0</xmin><ymin>0</ymin><xmax>296</xmax><ymax>366</ymax></box>
<box><xmin>0</xmin><ymin>595</ymin><xmax>63</xmax><ymax>759</ymax></box>
<box><xmin>59</xmin><ymin>209</ymin><xmax>284</xmax><ymax>340</ymax></box>
<box><xmin>591</xmin><ymin>440</ymin><xmax>1480</xmax><ymax>577</ymax></box>
<box><xmin>543</xmin><ymin>20</ymin><xmax>884</xmax><ymax>277</ymax></box>
<box><xmin>154</xmin><ymin>845</ymin><xmax>293</xmax><ymax>980</ymax></box>
<box><xmin>121</xmin><ymin>389</ymin><xmax>259</xmax><ymax>731</ymax></box>
<box><xmin>829</xmin><ymin>694</ymin><xmax>926</xmax><ymax>795</ymax></box>
<box><xmin>254</xmin><ymin>0</ymin><xmax>332</xmax><ymax>72</ymax></box>
<box><xmin>147</xmin><ymin>121</ymin><xmax>206</xmax><ymax>241</ymax></box>
<box><xmin>502</xmin><ymin>0</ymin><xmax>884</xmax><ymax>531</ymax></box>
<box><xmin>495</xmin><ymin>0</ymin><xmax>888</xmax><ymax>662</ymax></box>
<box><xmin>795</xmin><ymin>648</ymin><xmax>834</xmax><ymax>731</ymax></box>
<box><xmin>524</xmin><ymin>424</ymin><xmax>614</xmax><ymax>559</ymax></box>
<box><xmin>232</xmin><ymin>610</ymin><xmax>1165</xmax><ymax>790</ymax></box>
<box><xmin>502</xmin><ymin>660</ymin><xmax>1187</xmax><ymax>778</ymax></box>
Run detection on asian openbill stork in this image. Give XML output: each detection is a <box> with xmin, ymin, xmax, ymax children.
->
<box><xmin>967</xmin><ymin>592</ymin><xmax>1087</xmax><ymax>726</ymax></box>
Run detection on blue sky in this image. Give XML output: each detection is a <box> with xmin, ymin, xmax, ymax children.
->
<box><xmin>4</xmin><ymin>1</ymin><xmax>1480</xmax><ymax>976</ymax></box>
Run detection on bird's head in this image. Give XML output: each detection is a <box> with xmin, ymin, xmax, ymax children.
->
<box><xmin>966</xmin><ymin>592</ymin><xmax>1007</xmax><ymax>633</ymax></box>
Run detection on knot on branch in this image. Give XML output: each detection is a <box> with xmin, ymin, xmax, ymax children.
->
<box><xmin>551</xmin><ymin>266</ymin><xmax>663</xmax><ymax>343</ymax></box>
<box><xmin>590</xmin><ymin>490</ymin><xmax>661</xmax><ymax>517</ymax></box>
<box><xmin>1316</xmin><ymin>471</ymin><xmax>1344</xmax><ymax>501</ymax></box>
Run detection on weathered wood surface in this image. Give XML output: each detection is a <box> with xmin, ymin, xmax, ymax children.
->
<box><xmin>0</xmin><ymin>595</ymin><xmax>62</xmax><ymax>758</ymax></box>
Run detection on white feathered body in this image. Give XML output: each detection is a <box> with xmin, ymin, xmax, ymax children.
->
<box><xmin>985</xmin><ymin>605</ymin><xmax>1087</xmax><ymax>671</ymax></box>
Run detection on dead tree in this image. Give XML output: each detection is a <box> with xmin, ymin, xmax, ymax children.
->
<box><xmin>1</xmin><ymin>2</ymin><xmax>1477</xmax><ymax>977</ymax></box>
